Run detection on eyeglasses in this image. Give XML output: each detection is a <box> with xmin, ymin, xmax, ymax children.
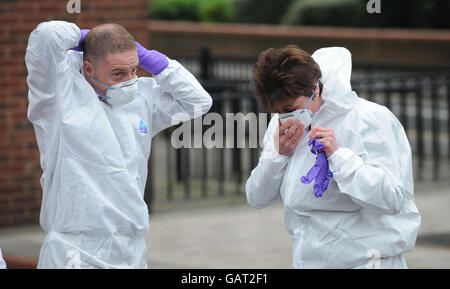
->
<box><xmin>301</xmin><ymin>80</ymin><xmax>319</xmax><ymax>112</ymax></box>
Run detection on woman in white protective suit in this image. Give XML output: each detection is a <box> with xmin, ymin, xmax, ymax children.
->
<box><xmin>246</xmin><ymin>45</ymin><xmax>421</xmax><ymax>269</ymax></box>
<box><xmin>25</xmin><ymin>21</ymin><xmax>212</xmax><ymax>268</ymax></box>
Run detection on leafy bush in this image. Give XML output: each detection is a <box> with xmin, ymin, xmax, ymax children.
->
<box><xmin>150</xmin><ymin>0</ymin><xmax>234</xmax><ymax>23</ymax></box>
<box><xmin>149</xmin><ymin>0</ymin><xmax>201</xmax><ymax>21</ymax></box>
<box><xmin>281</xmin><ymin>0</ymin><xmax>365</xmax><ymax>27</ymax></box>
<box><xmin>233</xmin><ymin>0</ymin><xmax>295</xmax><ymax>24</ymax></box>
<box><xmin>149</xmin><ymin>0</ymin><xmax>450</xmax><ymax>28</ymax></box>
<box><xmin>199</xmin><ymin>0</ymin><xmax>234</xmax><ymax>23</ymax></box>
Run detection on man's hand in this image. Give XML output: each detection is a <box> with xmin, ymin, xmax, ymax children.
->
<box><xmin>136</xmin><ymin>42</ymin><xmax>168</xmax><ymax>75</ymax></box>
<box><xmin>275</xmin><ymin>118</ymin><xmax>304</xmax><ymax>157</ymax></box>
<box><xmin>71</xmin><ymin>29</ymin><xmax>90</xmax><ymax>52</ymax></box>
<box><xmin>310</xmin><ymin>127</ymin><xmax>339</xmax><ymax>158</ymax></box>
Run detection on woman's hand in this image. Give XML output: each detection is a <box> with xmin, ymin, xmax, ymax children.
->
<box><xmin>274</xmin><ymin>118</ymin><xmax>305</xmax><ymax>157</ymax></box>
<box><xmin>310</xmin><ymin>127</ymin><xmax>339</xmax><ymax>158</ymax></box>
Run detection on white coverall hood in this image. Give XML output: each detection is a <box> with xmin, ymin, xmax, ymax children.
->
<box><xmin>312</xmin><ymin>47</ymin><xmax>353</xmax><ymax>101</ymax></box>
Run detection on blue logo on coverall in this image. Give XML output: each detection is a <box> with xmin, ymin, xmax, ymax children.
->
<box><xmin>139</xmin><ymin>120</ymin><xmax>147</xmax><ymax>134</ymax></box>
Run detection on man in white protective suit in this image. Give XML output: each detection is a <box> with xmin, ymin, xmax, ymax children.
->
<box><xmin>246</xmin><ymin>45</ymin><xmax>421</xmax><ymax>269</ymax></box>
<box><xmin>25</xmin><ymin>21</ymin><xmax>212</xmax><ymax>268</ymax></box>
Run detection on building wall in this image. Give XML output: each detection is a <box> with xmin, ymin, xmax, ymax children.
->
<box><xmin>0</xmin><ymin>0</ymin><xmax>150</xmax><ymax>226</ymax></box>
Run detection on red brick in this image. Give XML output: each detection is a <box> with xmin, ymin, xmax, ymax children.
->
<box><xmin>8</xmin><ymin>150</ymin><xmax>38</xmax><ymax>161</ymax></box>
<box><xmin>0</xmin><ymin>15</ymin><xmax>20</xmax><ymax>25</ymax></box>
<box><xmin>8</xmin><ymin>6</ymin><xmax>35</xmax><ymax>15</ymax></box>
<box><xmin>0</xmin><ymin>183</ymin><xmax>24</xmax><ymax>194</ymax></box>
<box><xmin>0</xmin><ymin>194</ymin><xmax>11</xmax><ymax>206</ymax></box>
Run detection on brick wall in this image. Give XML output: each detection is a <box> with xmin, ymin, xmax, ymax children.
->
<box><xmin>0</xmin><ymin>0</ymin><xmax>150</xmax><ymax>226</ymax></box>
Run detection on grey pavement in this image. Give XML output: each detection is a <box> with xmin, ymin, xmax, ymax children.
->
<box><xmin>0</xmin><ymin>181</ymin><xmax>449</xmax><ymax>269</ymax></box>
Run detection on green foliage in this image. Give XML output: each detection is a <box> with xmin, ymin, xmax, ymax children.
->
<box><xmin>149</xmin><ymin>0</ymin><xmax>201</xmax><ymax>21</ymax></box>
<box><xmin>149</xmin><ymin>0</ymin><xmax>450</xmax><ymax>29</ymax></box>
<box><xmin>149</xmin><ymin>0</ymin><xmax>234</xmax><ymax>23</ymax></box>
<box><xmin>199</xmin><ymin>0</ymin><xmax>234</xmax><ymax>23</ymax></box>
<box><xmin>232</xmin><ymin>0</ymin><xmax>296</xmax><ymax>24</ymax></box>
<box><xmin>281</xmin><ymin>0</ymin><xmax>365</xmax><ymax>27</ymax></box>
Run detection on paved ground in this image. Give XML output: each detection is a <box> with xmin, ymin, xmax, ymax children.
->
<box><xmin>1</xmin><ymin>181</ymin><xmax>449</xmax><ymax>269</ymax></box>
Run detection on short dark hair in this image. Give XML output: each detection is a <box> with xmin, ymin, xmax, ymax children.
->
<box><xmin>83</xmin><ymin>23</ymin><xmax>137</xmax><ymax>62</ymax></box>
<box><xmin>252</xmin><ymin>45</ymin><xmax>322</xmax><ymax>112</ymax></box>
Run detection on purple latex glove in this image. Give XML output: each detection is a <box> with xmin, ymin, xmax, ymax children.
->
<box><xmin>300</xmin><ymin>138</ymin><xmax>332</xmax><ymax>198</ymax></box>
<box><xmin>136</xmin><ymin>41</ymin><xmax>169</xmax><ymax>75</ymax></box>
<box><xmin>71</xmin><ymin>29</ymin><xmax>90</xmax><ymax>52</ymax></box>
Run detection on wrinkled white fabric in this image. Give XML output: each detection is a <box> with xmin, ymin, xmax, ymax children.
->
<box><xmin>351</xmin><ymin>254</ymin><xmax>407</xmax><ymax>269</ymax></box>
<box><xmin>26</xmin><ymin>21</ymin><xmax>212</xmax><ymax>268</ymax></box>
<box><xmin>246</xmin><ymin>47</ymin><xmax>421</xmax><ymax>269</ymax></box>
<box><xmin>0</xmin><ymin>248</ymin><xmax>6</xmax><ymax>269</ymax></box>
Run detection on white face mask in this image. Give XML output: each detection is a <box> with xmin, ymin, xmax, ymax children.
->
<box><xmin>279</xmin><ymin>108</ymin><xmax>314</xmax><ymax>128</ymax></box>
<box><xmin>91</xmin><ymin>77</ymin><xmax>139</xmax><ymax>107</ymax></box>
<box><xmin>279</xmin><ymin>80</ymin><xmax>318</xmax><ymax>130</ymax></box>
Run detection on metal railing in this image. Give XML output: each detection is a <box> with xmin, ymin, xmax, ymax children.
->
<box><xmin>145</xmin><ymin>48</ymin><xmax>450</xmax><ymax>212</ymax></box>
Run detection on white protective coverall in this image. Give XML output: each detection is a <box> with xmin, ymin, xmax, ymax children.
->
<box><xmin>25</xmin><ymin>21</ymin><xmax>212</xmax><ymax>268</ymax></box>
<box><xmin>246</xmin><ymin>47</ymin><xmax>421</xmax><ymax>269</ymax></box>
<box><xmin>0</xmin><ymin>248</ymin><xmax>6</xmax><ymax>269</ymax></box>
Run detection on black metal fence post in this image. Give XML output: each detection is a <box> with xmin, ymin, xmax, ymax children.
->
<box><xmin>183</xmin><ymin>147</ymin><xmax>191</xmax><ymax>200</ymax></box>
<box><xmin>144</xmin><ymin>155</ymin><xmax>154</xmax><ymax>214</ymax></box>
<box><xmin>431</xmin><ymin>78</ymin><xmax>440</xmax><ymax>180</ymax></box>
<box><xmin>415</xmin><ymin>80</ymin><xmax>424</xmax><ymax>181</ymax></box>
<box><xmin>232</xmin><ymin>98</ymin><xmax>242</xmax><ymax>195</ymax></box>
<box><xmin>399</xmin><ymin>79</ymin><xmax>408</xmax><ymax>131</ymax></box>
<box><xmin>167</xmin><ymin>130</ymin><xmax>174</xmax><ymax>201</ymax></box>
<box><xmin>447</xmin><ymin>74</ymin><xmax>450</xmax><ymax>179</ymax></box>
<box><xmin>200</xmin><ymin>47</ymin><xmax>212</xmax><ymax>198</ymax></box>
<box><xmin>250</xmin><ymin>98</ymin><xmax>259</xmax><ymax>172</ymax></box>
<box><xmin>200</xmin><ymin>46</ymin><xmax>211</xmax><ymax>81</ymax></box>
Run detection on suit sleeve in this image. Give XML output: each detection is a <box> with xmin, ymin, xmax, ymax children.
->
<box><xmin>26</xmin><ymin>21</ymin><xmax>80</xmax><ymax>125</ymax></box>
<box><xmin>245</xmin><ymin>115</ymin><xmax>289</xmax><ymax>209</ymax></box>
<box><xmin>25</xmin><ymin>21</ymin><xmax>80</xmax><ymax>169</ymax></box>
<box><xmin>149</xmin><ymin>59</ymin><xmax>213</xmax><ymax>137</ymax></box>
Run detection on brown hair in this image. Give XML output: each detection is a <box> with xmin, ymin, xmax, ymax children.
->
<box><xmin>252</xmin><ymin>45</ymin><xmax>322</xmax><ymax>112</ymax></box>
<box><xmin>83</xmin><ymin>23</ymin><xmax>137</xmax><ymax>63</ymax></box>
